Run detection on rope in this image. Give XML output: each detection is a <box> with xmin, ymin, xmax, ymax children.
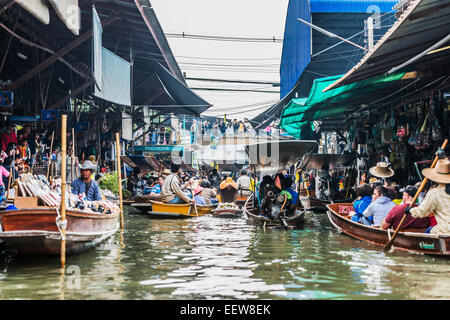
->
<box><xmin>55</xmin><ymin>208</ymin><xmax>67</xmax><ymax>241</ymax></box>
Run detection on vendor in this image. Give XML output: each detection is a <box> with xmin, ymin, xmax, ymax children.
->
<box><xmin>71</xmin><ymin>160</ymin><xmax>101</xmax><ymax>201</ymax></box>
<box><xmin>405</xmin><ymin>153</ymin><xmax>450</xmax><ymax>235</ymax></box>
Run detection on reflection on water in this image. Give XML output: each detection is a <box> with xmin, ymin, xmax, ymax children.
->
<box><xmin>0</xmin><ymin>208</ymin><xmax>449</xmax><ymax>300</ymax></box>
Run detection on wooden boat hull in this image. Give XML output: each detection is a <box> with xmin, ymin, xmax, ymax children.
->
<box><xmin>131</xmin><ymin>201</ymin><xmax>215</xmax><ymax>219</ymax></box>
<box><xmin>0</xmin><ymin>208</ymin><xmax>120</xmax><ymax>256</ymax></box>
<box><xmin>243</xmin><ymin>195</ymin><xmax>304</xmax><ymax>229</ymax></box>
<box><xmin>211</xmin><ymin>208</ymin><xmax>243</xmax><ymax>219</ymax></box>
<box><xmin>326</xmin><ymin>203</ymin><xmax>450</xmax><ymax>256</ymax></box>
<box><xmin>300</xmin><ymin>196</ymin><xmax>353</xmax><ymax>212</ymax></box>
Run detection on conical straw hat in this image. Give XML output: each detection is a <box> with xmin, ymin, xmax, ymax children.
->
<box><xmin>369</xmin><ymin>162</ymin><xmax>394</xmax><ymax>178</ymax></box>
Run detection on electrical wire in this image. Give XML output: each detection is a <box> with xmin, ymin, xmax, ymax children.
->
<box><xmin>165</xmin><ymin>32</ymin><xmax>283</xmax><ymax>43</ymax></box>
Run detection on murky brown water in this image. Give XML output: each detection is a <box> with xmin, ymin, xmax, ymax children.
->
<box><xmin>0</xmin><ymin>206</ymin><xmax>449</xmax><ymax>300</ymax></box>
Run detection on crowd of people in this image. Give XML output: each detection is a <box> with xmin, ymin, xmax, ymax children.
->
<box><xmin>347</xmin><ymin>157</ymin><xmax>450</xmax><ymax>235</ymax></box>
<box><xmin>127</xmin><ymin>164</ymin><xmax>256</xmax><ymax>207</ymax></box>
<box><xmin>0</xmin><ymin>122</ymin><xmax>46</xmax><ymax>195</ymax></box>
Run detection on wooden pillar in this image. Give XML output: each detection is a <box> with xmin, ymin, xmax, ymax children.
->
<box><xmin>60</xmin><ymin>115</ymin><xmax>67</xmax><ymax>268</ymax></box>
<box><xmin>115</xmin><ymin>132</ymin><xmax>124</xmax><ymax>230</ymax></box>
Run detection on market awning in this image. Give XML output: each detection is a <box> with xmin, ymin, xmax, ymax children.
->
<box><xmin>280</xmin><ymin>71</ymin><xmax>406</xmax><ymax>137</ymax></box>
<box><xmin>137</xmin><ymin>60</ymin><xmax>212</xmax><ymax>116</ymax></box>
<box><xmin>302</xmin><ymin>154</ymin><xmax>357</xmax><ymax>171</ymax></box>
<box><xmin>121</xmin><ymin>155</ymin><xmax>163</xmax><ymax>172</ymax></box>
<box><xmin>324</xmin><ymin>0</ymin><xmax>450</xmax><ymax>91</ymax></box>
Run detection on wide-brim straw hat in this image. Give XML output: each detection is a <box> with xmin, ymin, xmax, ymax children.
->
<box><xmin>79</xmin><ymin>160</ymin><xmax>97</xmax><ymax>171</ymax></box>
<box><xmin>161</xmin><ymin>168</ymin><xmax>171</xmax><ymax>176</ymax></box>
<box><xmin>369</xmin><ymin>162</ymin><xmax>394</xmax><ymax>178</ymax></box>
<box><xmin>422</xmin><ymin>158</ymin><xmax>450</xmax><ymax>184</ymax></box>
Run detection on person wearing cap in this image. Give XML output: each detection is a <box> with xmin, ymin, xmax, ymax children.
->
<box><xmin>381</xmin><ymin>185</ymin><xmax>429</xmax><ymax>231</ymax></box>
<box><xmin>405</xmin><ymin>153</ymin><xmax>450</xmax><ymax>235</ymax></box>
<box><xmin>160</xmin><ymin>163</ymin><xmax>194</xmax><ymax>204</ymax></box>
<box><xmin>71</xmin><ymin>160</ymin><xmax>101</xmax><ymax>201</ymax></box>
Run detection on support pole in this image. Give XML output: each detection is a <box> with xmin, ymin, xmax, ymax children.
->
<box><xmin>46</xmin><ymin>131</ymin><xmax>54</xmax><ymax>180</ymax></box>
<box><xmin>115</xmin><ymin>132</ymin><xmax>124</xmax><ymax>230</ymax></box>
<box><xmin>60</xmin><ymin>115</ymin><xmax>67</xmax><ymax>268</ymax></box>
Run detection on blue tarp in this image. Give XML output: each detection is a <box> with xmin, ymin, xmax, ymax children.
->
<box><xmin>280</xmin><ymin>0</ymin><xmax>311</xmax><ymax>98</ymax></box>
<box><xmin>310</xmin><ymin>0</ymin><xmax>399</xmax><ymax>12</ymax></box>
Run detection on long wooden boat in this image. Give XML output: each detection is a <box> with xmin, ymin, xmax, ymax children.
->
<box><xmin>326</xmin><ymin>203</ymin><xmax>450</xmax><ymax>256</ymax></box>
<box><xmin>0</xmin><ymin>208</ymin><xmax>119</xmax><ymax>256</ymax></box>
<box><xmin>131</xmin><ymin>201</ymin><xmax>216</xmax><ymax>219</ymax></box>
<box><xmin>243</xmin><ymin>195</ymin><xmax>305</xmax><ymax>229</ymax></box>
<box><xmin>300</xmin><ymin>191</ymin><xmax>352</xmax><ymax>212</ymax></box>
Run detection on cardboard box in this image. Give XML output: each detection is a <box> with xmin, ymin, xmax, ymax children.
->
<box><xmin>14</xmin><ymin>196</ymin><xmax>38</xmax><ymax>208</ymax></box>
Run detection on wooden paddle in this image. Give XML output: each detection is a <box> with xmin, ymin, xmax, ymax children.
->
<box><xmin>190</xmin><ymin>187</ymin><xmax>199</xmax><ymax>217</ymax></box>
<box><xmin>383</xmin><ymin>139</ymin><xmax>448</xmax><ymax>252</ymax></box>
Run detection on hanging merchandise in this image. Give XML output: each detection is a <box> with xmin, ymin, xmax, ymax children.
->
<box><xmin>429</xmin><ymin>92</ymin><xmax>443</xmax><ymax>142</ymax></box>
<box><xmin>414</xmin><ymin>99</ymin><xmax>431</xmax><ymax>150</ymax></box>
<box><xmin>396</xmin><ymin>105</ymin><xmax>407</xmax><ymax>141</ymax></box>
<box><xmin>381</xmin><ymin>110</ymin><xmax>394</xmax><ymax>145</ymax></box>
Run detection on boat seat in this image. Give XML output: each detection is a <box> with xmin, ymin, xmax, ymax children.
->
<box><xmin>399</xmin><ymin>227</ymin><xmax>428</xmax><ymax>233</ymax></box>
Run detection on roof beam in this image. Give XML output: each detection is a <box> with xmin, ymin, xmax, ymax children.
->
<box><xmin>48</xmin><ymin>79</ymin><xmax>93</xmax><ymax>110</ymax></box>
<box><xmin>6</xmin><ymin>13</ymin><xmax>120</xmax><ymax>91</ymax></box>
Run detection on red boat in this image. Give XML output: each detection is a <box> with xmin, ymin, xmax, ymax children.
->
<box><xmin>326</xmin><ymin>203</ymin><xmax>450</xmax><ymax>256</ymax></box>
<box><xmin>0</xmin><ymin>208</ymin><xmax>120</xmax><ymax>256</ymax></box>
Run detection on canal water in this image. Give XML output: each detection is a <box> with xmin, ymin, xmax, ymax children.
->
<box><xmin>0</xmin><ymin>206</ymin><xmax>449</xmax><ymax>300</ymax></box>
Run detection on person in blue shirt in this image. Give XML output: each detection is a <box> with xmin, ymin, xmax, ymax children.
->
<box><xmin>71</xmin><ymin>160</ymin><xmax>101</xmax><ymax>201</ymax></box>
<box><xmin>150</xmin><ymin>175</ymin><xmax>165</xmax><ymax>196</ymax></box>
<box><xmin>350</xmin><ymin>183</ymin><xmax>374</xmax><ymax>223</ymax></box>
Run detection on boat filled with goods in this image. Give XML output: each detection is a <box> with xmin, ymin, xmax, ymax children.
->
<box><xmin>0</xmin><ymin>174</ymin><xmax>120</xmax><ymax>256</ymax></box>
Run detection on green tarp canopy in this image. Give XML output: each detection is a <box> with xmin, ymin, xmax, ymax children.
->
<box><xmin>280</xmin><ymin>72</ymin><xmax>406</xmax><ymax>138</ymax></box>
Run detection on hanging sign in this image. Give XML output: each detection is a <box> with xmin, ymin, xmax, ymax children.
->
<box><xmin>75</xmin><ymin>122</ymin><xmax>89</xmax><ymax>131</ymax></box>
<box><xmin>41</xmin><ymin>109</ymin><xmax>58</xmax><ymax>121</ymax></box>
<box><xmin>0</xmin><ymin>91</ymin><xmax>13</xmax><ymax>107</ymax></box>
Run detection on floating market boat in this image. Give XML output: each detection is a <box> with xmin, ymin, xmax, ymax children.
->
<box><xmin>131</xmin><ymin>200</ymin><xmax>216</xmax><ymax>219</ymax></box>
<box><xmin>0</xmin><ymin>174</ymin><xmax>121</xmax><ymax>256</ymax></box>
<box><xmin>243</xmin><ymin>194</ymin><xmax>304</xmax><ymax>229</ymax></box>
<box><xmin>326</xmin><ymin>203</ymin><xmax>450</xmax><ymax>256</ymax></box>
<box><xmin>0</xmin><ymin>207</ymin><xmax>119</xmax><ymax>256</ymax></box>
<box><xmin>211</xmin><ymin>202</ymin><xmax>244</xmax><ymax>219</ymax></box>
<box><xmin>242</xmin><ymin>140</ymin><xmax>317</xmax><ymax>229</ymax></box>
<box><xmin>299</xmin><ymin>153</ymin><xmax>356</xmax><ymax>212</ymax></box>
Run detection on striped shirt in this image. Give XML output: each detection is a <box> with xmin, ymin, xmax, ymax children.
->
<box><xmin>410</xmin><ymin>185</ymin><xmax>450</xmax><ymax>235</ymax></box>
<box><xmin>160</xmin><ymin>173</ymin><xmax>191</xmax><ymax>203</ymax></box>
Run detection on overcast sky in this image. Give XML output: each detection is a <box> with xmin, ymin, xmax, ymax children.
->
<box><xmin>150</xmin><ymin>0</ymin><xmax>289</xmax><ymax>121</ymax></box>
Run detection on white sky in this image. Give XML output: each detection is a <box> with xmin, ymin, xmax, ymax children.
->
<box><xmin>150</xmin><ymin>0</ymin><xmax>289</xmax><ymax>121</ymax></box>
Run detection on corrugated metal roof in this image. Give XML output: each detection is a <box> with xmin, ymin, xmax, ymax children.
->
<box><xmin>324</xmin><ymin>0</ymin><xmax>450</xmax><ymax>91</ymax></box>
<box><xmin>310</xmin><ymin>0</ymin><xmax>399</xmax><ymax>12</ymax></box>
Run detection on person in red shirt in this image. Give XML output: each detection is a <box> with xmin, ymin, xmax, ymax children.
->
<box><xmin>0</xmin><ymin>122</ymin><xmax>18</xmax><ymax>152</ymax></box>
<box><xmin>381</xmin><ymin>185</ymin><xmax>430</xmax><ymax>230</ymax></box>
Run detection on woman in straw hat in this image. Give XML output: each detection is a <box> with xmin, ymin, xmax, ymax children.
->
<box><xmin>405</xmin><ymin>153</ymin><xmax>450</xmax><ymax>235</ymax></box>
